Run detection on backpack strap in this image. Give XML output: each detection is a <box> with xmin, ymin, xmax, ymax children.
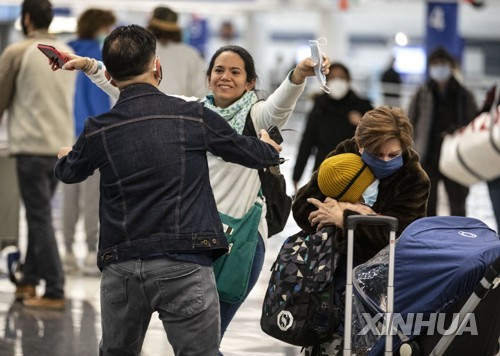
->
<box><xmin>242</xmin><ymin>89</ymin><xmax>269</xmax><ymax>138</ymax></box>
<box><xmin>242</xmin><ymin>89</ymin><xmax>270</xmax><ymax>183</ymax></box>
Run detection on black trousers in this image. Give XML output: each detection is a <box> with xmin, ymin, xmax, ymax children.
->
<box><xmin>16</xmin><ymin>155</ymin><xmax>65</xmax><ymax>298</ymax></box>
<box><xmin>422</xmin><ymin>161</ymin><xmax>469</xmax><ymax>217</ymax></box>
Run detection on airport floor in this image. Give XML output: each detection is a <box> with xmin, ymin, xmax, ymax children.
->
<box><xmin>0</xmin><ymin>112</ymin><xmax>498</xmax><ymax>356</ymax></box>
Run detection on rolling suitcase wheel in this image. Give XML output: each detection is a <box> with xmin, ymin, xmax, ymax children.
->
<box><xmin>399</xmin><ymin>341</ymin><xmax>421</xmax><ymax>356</ymax></box>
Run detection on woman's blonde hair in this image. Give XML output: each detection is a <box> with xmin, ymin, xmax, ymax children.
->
<box><xmin>355</xmin><ymin>106</ymin><xmax>414</xmax><ymax>154</ymax></box>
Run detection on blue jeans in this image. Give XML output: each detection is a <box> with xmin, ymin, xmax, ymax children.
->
<box><xmin>488</xmin><ymin>177</ymin><xmax>500</xmax><ymax>232</ymax></box>
<box><xmin>16</xmin><ymin>155</ymin><xmax>64</xmax><ymax>299</ymax></box>
<box><xmin>219</xmin><ymin>235</ymin><xmax>265</xmax><ymax>339</ymax></box>
<box><xmin>99</xmin><ymin>256</ymin><xmax>220</xmax><ymax>356</ymax></box>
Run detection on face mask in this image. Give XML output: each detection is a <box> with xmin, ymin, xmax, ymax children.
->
<box><xmin>327</xmin><ymin>78</ymin><xmax>349</xmax><ymax>100</ymax></box>
<box><xmin>361</xmin><ymin>151</ymin><xmax>403</xmax><ymax>179</ymax></box>
<box><xmin>361</xmin><ymin>179</ymin><xmax>379</xmax><ymax>207</ymax></box>
<box><xmin>429</xmin><ymin>64</ymin><xmax>452</xmax><ymax>82</ymax></box>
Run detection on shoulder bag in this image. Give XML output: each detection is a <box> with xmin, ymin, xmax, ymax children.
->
<box><xmin>439</xmin><ymin>92</ymin><xmax>500</xmax><ymax>187</ymax></box>
<box><xmin>213</xmin><ymin>201</ymin><xmax>262</xmax><ymax>304</ymax></box>
<box><xmin>242</xmin><ymin>107</ymin><xmax>292</xmax><ymax>237</ymax></box>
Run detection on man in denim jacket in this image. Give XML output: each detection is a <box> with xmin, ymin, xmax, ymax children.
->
<box><xmin>54</xmin><ymin>25</ymin><xmax>280</xmax><ymax>356</ymax></box>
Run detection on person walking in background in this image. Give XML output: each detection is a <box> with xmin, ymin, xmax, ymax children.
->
<box><xmin>380</xmin><ymin>56</ymin><xmax>401</xmax><ymax>107</ymax></box>
<box><xmin>54</xmin><ymin>24</ymin><xmax>281</xmax><ymax>355</ymax></box>
<box><xmin>407</xmin><ymin>47</ymin><xmax>478</xmax><ymax>217</ymax></box>
<box><xmin>63</xmin><ymin>8</ymin><xmax>116</xmax><ymax>274</ymax></box>
<box><xmin>0</xmin><ymin>0</ymin><xmax>75</xmax><ymax>309</ymax></box>
<box><xmin>293</xmin><ymin>62</ymin><xmax>373</xmax><ymax>191</ymax></box>
<box><xmin>147</xmin><ymin>5</ymin><xmax>208</xmax><ymax>98</ymax></box>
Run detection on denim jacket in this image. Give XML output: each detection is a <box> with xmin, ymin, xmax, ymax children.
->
<box><xmin>55</xmin><ymin>83</ymin><xmax>279</xmax><ymax>269</ymax></box>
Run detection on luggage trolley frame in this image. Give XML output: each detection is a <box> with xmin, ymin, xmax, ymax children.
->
<box><xmin>344</xmin><ymin>215</ymin><xmax>398</xmax><ymax>356</ymax></box>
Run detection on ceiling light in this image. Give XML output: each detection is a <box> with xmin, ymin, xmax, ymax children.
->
<box><xmin>395</xmin><ymin>32</ymin><xmax>408</xmax><ymax>46</ymax></box>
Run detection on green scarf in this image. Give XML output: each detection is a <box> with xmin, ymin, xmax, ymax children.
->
<box><xmin>203</xmin><ymin>91</ymin><xmax>258</xmax><ymax>134</ymax></box>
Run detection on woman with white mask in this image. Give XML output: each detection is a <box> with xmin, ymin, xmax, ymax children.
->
<box><xmin>293</xmin><ymin>62</ymin><xmax>373</xmax><ymax>191</ymax></box>
<box><xmin>407</xmin><ymin>47</ymin><xmax>477</xmax><ymax>217</ymax></box>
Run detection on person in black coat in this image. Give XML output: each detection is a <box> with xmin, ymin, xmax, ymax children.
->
<box><xmin>292</xmin><ymin>62</ymin><xmax>373</xmax><ymax>191</ymax></box>
<box><xmin>407</xmin><ymin>47</ymin><xmax>477</xmax><ymax>217</ymax></box>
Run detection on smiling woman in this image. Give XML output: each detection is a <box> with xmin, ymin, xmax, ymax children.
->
<box><xmin>206</xmin><ymin>49</ymin><xmax>256</xmax><ymax>108</ymax></box>
<box><xmin>188</xmin><ymin>44</ymin><xmax>330</xmax><ymax>353</ymax></box>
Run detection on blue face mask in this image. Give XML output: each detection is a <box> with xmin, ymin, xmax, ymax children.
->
<box><xmin>361</xmin><ymin>151</ymin><xmax>403</xmax><ymax>179</ymax></box>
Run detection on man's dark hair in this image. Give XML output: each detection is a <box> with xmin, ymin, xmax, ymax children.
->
<box><xmin>102</xmin><ymin>25</ymin><xmax>156</xmax><ymax>82</ymax></box>
<box><xmin>21</xmin><ymin>0</ymin><xmax>53</xmax><ymax>30</ymax></box>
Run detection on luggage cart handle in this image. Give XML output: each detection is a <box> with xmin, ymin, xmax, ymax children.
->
<box><xmin>346</xmin><ymin>214</ymin><xmax>398</xmax><ymax>232</ymax></box>
<box><xmin>344</xmin><ymin>214</ymin><xmax>398</xmax><ymax>356</ymax></box>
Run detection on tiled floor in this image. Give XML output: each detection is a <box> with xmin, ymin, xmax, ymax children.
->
<box><xmin>0</xmin><ymin>111</ymin><xmax>498</xmax><ymax>356</ymax></box>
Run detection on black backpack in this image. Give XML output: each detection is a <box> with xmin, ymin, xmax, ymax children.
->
<box><xmin>260</xmin><ymin>227</ymin><xmax>340</xmax><ymax>347</ymax></box>
<box><xmin>242</xmin><ymin>92</ymin><xmax>292</xmax><ymax>237</ymax></box>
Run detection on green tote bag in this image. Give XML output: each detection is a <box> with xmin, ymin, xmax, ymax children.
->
<box><xmin>213</xmin><ymin>201</ymin><xmax>262</xmax><ymax>304</ymax></box>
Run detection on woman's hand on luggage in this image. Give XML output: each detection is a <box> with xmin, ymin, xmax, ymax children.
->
<box><xmin>290</xmin><ymin>54</ymin><xmax>330</xmax><ymax>85</ymax></box>
<box><xmin>307</xmin><ymin>197</ymin><xmax>343</xmax><ymax>230</ymax></box>
<box><xmin>259</xmin><ymin>129</ymin><xmax>282</xmax><ymax>152</ymax></box>
<box><xmin>338</xmin><ymin>202</ymin><xmax>375</xmax><ymax>215</ymax></box>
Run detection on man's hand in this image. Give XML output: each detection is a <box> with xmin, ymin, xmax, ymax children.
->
<box><xmin>57</xmin><ymin>147</ymin><xmax>72</xmax><ymax>159</ymax></box>
<box><xmin>259</xmin><ymin>129</ymin><xmax>282</xmax><ymax>152</ymax></box>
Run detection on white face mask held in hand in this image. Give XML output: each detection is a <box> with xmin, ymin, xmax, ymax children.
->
<box><xmin>309</xmin><ymin>38</ymin><xmax>330</xmax><ymax>93</ymax></box>
<box><xmin>327</xmin><ymin>78</ymin><xmax>349</xmax><ymax>100</ymax></box>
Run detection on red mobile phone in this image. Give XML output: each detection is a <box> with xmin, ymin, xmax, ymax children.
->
<box><xmin>37</xmin><ymin>44</ymin><xmax>68</xmax><ymax>68</ymax></box>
